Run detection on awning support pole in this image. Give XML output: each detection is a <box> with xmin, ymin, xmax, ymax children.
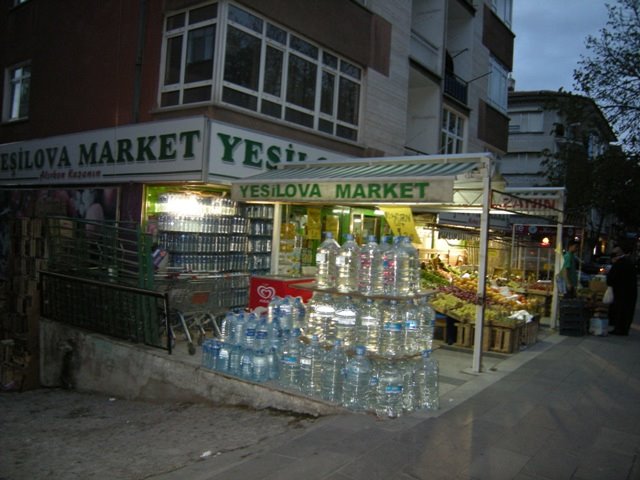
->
<box><xmin>550</xmin><ymin>192</ymin><xmax>565</xmax><ymax>328</ymax></box>
<box><xmin>472</xmin><ymin>156</ymin><xmax>492</xmax><ymax>373</ymax></box>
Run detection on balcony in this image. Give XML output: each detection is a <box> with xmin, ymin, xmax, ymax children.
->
<box><xmin>444</xmin><ymin>72</ymin><xmax>468</xmax><ymax>105</ymax></box>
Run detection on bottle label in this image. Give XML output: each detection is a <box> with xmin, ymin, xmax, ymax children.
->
<box><xmin>335</xmin><ymin>255</ymin><xmax>346</xmax><ymax>265</ymax></box>
<box><xmin>282</xmin><ymin>355</ymin><xmax>298</xmax><ymax>365</ymax></box>
<box><xmin>405</xmin><ymin>320</ymin><xmax>418</xmax><ymax>330</ymax></box>
<box><xmin>316</xmin><ymin>252</ymin><xmax>327</xmax><ymax>263</ymax></box>
<box><xmin>384</xmin><ymin>322</ymin><xmax>403</xmax><ymax>332</ymax></box>
<box><xmin>385</xmin><ymin>385</ymin><xmax>403</xmax><ymax>394</ymax></box>
<box><xmin>300</xmin><ymin>358</ymin><xmax>312</xmax><ymax>366</ymax></box>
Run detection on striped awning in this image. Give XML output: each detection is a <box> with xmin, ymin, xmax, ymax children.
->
<box><xmin>231</xmin><ymin>155</ymin><xmax>488</xmax><ymax>204</ymax></box>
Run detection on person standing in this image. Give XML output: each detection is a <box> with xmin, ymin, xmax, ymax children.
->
<box><xmin>607</xmin><ymin>243</ymin><xmax>638</xmax><ymax>335</ymax></box>
<box><xmin>561</xmin><ymin>240</ymin><xmax>579</xmax><ymax>298</ymax></box>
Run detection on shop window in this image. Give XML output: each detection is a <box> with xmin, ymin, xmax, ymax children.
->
<box><xmin>159</xmin><ymin>1</ymin><xmax>362</xmax><ymax>142</ymax></box>
<box><xmin>441</xmin><ymin>108</ymin><xmax>466</xmax><ymax>154</ymax></box>
<box><xmin>3</xmin><ymin>62</ymin><xmax>30</xmax><ymax>121</ymax></box>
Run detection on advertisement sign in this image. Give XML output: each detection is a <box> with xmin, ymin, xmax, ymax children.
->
<box><xmin>379</xmin><ymin>206</ymin><xmax>421</xmax><ymax>242</ymax></box>
<box><xmin>0</xmin><ymin>118</ymin><xmax>207</xmax><ymax>186</ymax></box>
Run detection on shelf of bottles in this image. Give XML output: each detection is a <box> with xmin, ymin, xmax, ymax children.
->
<box><xmin>243</xmin><ymin>205</ymin><xmax>274</xmax><ymax>275</ymax></box>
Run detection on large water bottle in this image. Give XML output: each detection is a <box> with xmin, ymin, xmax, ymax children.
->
<box><xmin>219</xmin><ymin>312</ymin><xmax>235</xmax><ymax>342</ymax></box>
<box><xmin>375</xmin><ymin>360</ymin><xmax>404</xmax><ymax>419</ymax></box>
<box><xmin>230</xmin><ymin>311</ymin><xmax>246</xmax><ymax>346</ymax></box>
<box><xmin>333</xmin><ymin>295</ymin><xmax>357</xmax><ymax>347</ymax></box>
<box><xmin>418</xmin><ymin>296</ymin><xmax>436</xmax><ymax>352</ymax></box>
<box><xmin>379</xmin><ymin>236</ymin><xmax>394</xmax><ymax>295</ymax></box>
<box><xmin>315</xmin><ymin>232</ymin><xmax>340</xmax><ymax>289</ymax></box>
<box><xmin>228</xmin><ymin>343</ymin><xmax>243</xmax><ymax>375</ymax></box>
<box><xmin>387</xmin><ymin>236</ymin><xmax>411</xmax><ymax>296</ymax></box>
<box><xmin>335</xmin><ymin>234</ymin><xmax>360</xmax><ymax>293</ymax></box>
<box><xmin>299</xmin><ymin>335</ymin><xmax>324</xmax><ymax>397</ymax></box>
<box><xmin>268</xmin><ymin>296</ymin><xmax>282</xmax><ymax>322</ymax></box>
<box><xmin>320</xmin><ymin>339</ymin><xmax>347</xmax><ymax>403</ymax></box>
<box><xmin>242</xmin><ymin>312</ymin><xmax>258</xmax><ymax>349</ymax></box>
<box><xmin>279</xmin><ymin>328</ymin><xmax>302</xmax><ymax>390</ymax></box>
<box><xmin>252</xmin><ymin>349</ymin><xmax>269</xmax><ymax>382</ymax></box>
<box><xmin>402</xmin><ymin>300</ymin><xmax>423</xmax><ymax>356</ymax></box>
<box><xmin>358</xmin><ymin>235</ymin><xmax>383</xmax><ymax>295</ymax></box>
<box><xmin>268</xmin><ymin>317</ymin><xmax>284</xmax><ymax>353</ymax></box>
<box><xmin>216</xmin><ymin>341</ymin><xmax>232</xmax><ymax>372</ymax></box>
<box><xmin>402</xmin><ymin>236</ymin><xmax>421</xmax><ymax>294</ymax></box>
<box><xmin>355</xmin><ymin>298</ymin><xmax>382</xmax><ymax>354</ymax></box>
<box><xmin>240</xmin><ymin>347</ymin><xmax>254</xmax><ymax>379</ymax></box>
<box><xmin>278</xmin><ymin>296</ymin><xmax>294</xmax><ymax>332</ymax></box>
<box><xmin>266</xmin><ymin>346</ymin><xmax>280</xmax><ymax>380</ymax></box>
<box><xmin>342</xmin><ymin>345</ymin><xmax>373</xmax><ymax>411</ymax></box>
<box><xmin>293</xmin><ymin>297</ymin><xmax>307</xmax><ymax>330</ymax></box>
<box><xmin>305</xmin><ymin>292</ymin><xmax>336</xmax><ymax>343</ymax></box>
<box><xmin>255</xmin><ymin>316</ymin><xmax>270</xmax><ymax>351</ymax></box>
<box><xmin>379</xmin><ymin>300</ymin><xmax>404</xmax><ymax>357</ymax></box>
<box><xmin>416</xmin><ymin>349</ymin><xmax>440</xmax><ymax>410</ymax></box>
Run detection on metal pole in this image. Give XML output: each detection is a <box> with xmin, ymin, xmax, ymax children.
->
<box><xmin>550</xmin><ymin>192</ymin><xmax>565</xmax><ymax>329</ymax></box>
<box><xmin>472</xmin><ymin>156</ymin><xmax>492</xmax><ymax>373</ymax></box>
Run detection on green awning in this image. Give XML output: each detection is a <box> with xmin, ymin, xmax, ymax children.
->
<box><xmin>231</xmin><ymin>155</ymin><xmax>488</xmax><ymax>204</ymax></box>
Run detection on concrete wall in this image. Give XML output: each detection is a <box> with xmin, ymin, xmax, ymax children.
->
<box><xmin>40</xmin><ymin>319</ymin><xmax>343</xmax><ymax>417</ymax></box>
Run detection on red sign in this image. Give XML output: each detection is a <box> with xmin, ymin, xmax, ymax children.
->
<box><xmin>249</xmin><ymin>276</ymin><xmax>314</xmax><ymax>309</ymax></box>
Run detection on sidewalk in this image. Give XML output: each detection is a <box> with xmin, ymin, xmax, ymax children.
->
<box><xmin>155</xmin><ymin>315</ymin><xmax>640</xmax><ymax>479</ymax></box>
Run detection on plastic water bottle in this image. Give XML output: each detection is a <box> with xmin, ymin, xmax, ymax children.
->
<box><xmin>358</xmin><ymin>235</ymin><xmax>383</xmax><ymax>295</ymax></box>
<box><xmin>379</xmin><ymin>236</ymin><xmax>394</xmax><ymax>295</ymax></box>
<box><xmin>355</xmin><ymin>298</ymin><xmax>382</xmax><ymax>354</ymax></box>
<box><xmin>230</xmin><ymin>312</ymin><xmax>246</xmax><ymax>346</ymax></box>
<box><xmin>375</xmin><ymin>360</ymin><xmax>404</xmax><ymax>419</ymax></box>
<box><xmin>293</xmin><ymin>297</ymin><xmax>306</xmax><ymax>330</ymax></box>
<box><xmin>315</xmin><ymin>232</ymin><xmax>340</xmax><ymax>289</ymax></box>
<box><xmin>242</xmin><ymin>312</ymin><xmax>258</xmax><ymax>349</ymax></box>
<box><xmin>209</xmin><ymin>340</ymin><xmax>222</xmax><ymax>370</ymax></box>
<box><xmin>216</xmin><ymin>341</ymin><xmax>232</xmax><ymax>372</ymax></box>
<box><xmin>229</xmin><ymin>344</ymin><xmax>243</xmax><ymax>375</ymax></box>
<box><xmin>386</xmin><ymin>236</ymin><xmax>410</xmax><ymax>296</ymax></box>
<box><xmin>255</xmin><ymin>317</ymin><xmax>270</xmax><ymax>351</ymax></box>
<box><xmin>240</xmin><ymin>347</ymin><xmax>254</xmax><ymax>379</ymax></box>
<box><xmin>342</xmin><ymin>345</ymin><xmax>372</xmax><ymax>411</ymax></box>
<box><xmin>278</xmin><ymin>296</ymin><xmax>294</xmax><ymax>332</ymax></box>
<box><xmin>333</xmin><ymin>295</ymin><xmax>357</xmax><ymax>348</ymax></box>
<box><xmin>268</xmin><ymin>296</ymin><xmax>282</xmax><ymax>322</ymax></box>
<box><xmin>416</xmin><ymin>350</ymin><xmax>439</xmax><ymax>410</ymax></box>
<box><xmin>267</xmin><ymin>346</ymin><xmax>280</xmax><ymax>380</ymax></box>
<box><xmin>402</xmin><ymin>236</ymin><xmax>420</xmax><ymax>294</ymax></box>
<box><xmin>418</xmin><ymin>297</ymin><xmax>435</xmax><ymax>352</ymax></box>
<box><xmin>252</xmin><ymin>349</ymin><xmax>269</xmax><ymax>382</ymax></box>
<box><xmin>379</xmin><ymin>300</ymin><xmax>404</xmax><ymax>357</ymax></box>
<box><xmin>305</xmin><ymin>292</ymin><xmax>336</xmax><ymax>343</ymax></box>
<box><xmin>268</xmin><ymin>317</ymin><xmax>284</xmax><ymax>353</ymax></box>
<box><xmin>320</xmin><ymin>339</ymin><xmax>347</xmax><ymax>403</ymax></box>
<box><xmin>279</xmin><ymin>328</ymin><xmax>302</xmax><ymax>390</ymax></box>
<box><xmin>299</xmin><ymin>335</ymin><xmax>323</xmax><ymax>397</ymax></box>
<box><xmin>335</xmin><ymin>234</ymin><xmax>360</xmax><ymax>293</ymax></box>
<box><xmin>402</xmin><ymin>300</ymin><xmax>423</xmax><ymax>355</ymax></box>
<box><xmin>219</xmin><ymin>312</ymin><xmax>235</xmax><ymax>341</ymax></box>
<box><xmin>201</xmin><ymin>339</ymin><xmax>213</xmax><ymax>369</ymax></box>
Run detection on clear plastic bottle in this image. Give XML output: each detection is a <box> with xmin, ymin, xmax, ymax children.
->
<box><xmin>379</xmin><ymin>299</ymin><xmax>404</xmax><ymax>357</ymax></box>
<box><xmin>268</xmin><ymin>296</ymin><xmax>282</xmax><ymax>322</ymax></box>
<box><xmin>240</xmin><ymin>347</ymin><xmax>254</xmax><ymax>379</ymax></box>
<box><xmin>379</xmin><ymin>236</ymin><xmax>395</xmax><ymax>295</ymax></box>
<box><xmin>335</xmin><ymin>234</ymin><xmax>360</xmax><ymax>293</ymax></box>
<box><xmin>254</xmin><ymin>316</ymin><xmax>270</xmax><ymax>351</ymax></box>
<box><xmin>293</xmin><ymin>297</ymin><xmax>307</xmax><ymax>330</ymax></box>
<box><xmin>342</xmin><ymin>345</ymin><xmax>373</xmax><ymax>411</ymax></box>
<box><xmin>299</xmin><ymin>335</ymin><xmax>324</xmax><ymax>397</ymax></box>
<box><xmin>402</xmin><ymin>236</ymin><xmax>421</xmax><ymax>294</ymax></box>
<box><xmin>230</xmin><ymin>311</ymin><xmax>246</xmax><ymax>346</ymax></box>
<box><xmin>278</xmin><ymin>296</ymin><xmax>294</xmax><ymax>332</ymax></box>
<box><xmin>333</xmin><ymin>295</ymin><xmax>358</xmax><ymax>348</ymax></box>
<box><xmin>387</xmin><ymin>236</ymin><xmax>411</xmax><ymax>296</ymax></box>
<box><xmin>315</xmin><ymin>232</ymin><xmax>340</xmax><ymax>289</ymax></box>
<box><xmin>355</xmin><ymin>298</ymin><xmax>382</xmax><ymax>354</ymax></box>
<box><xmin>375</xmin><ymin>360</ymin><xmax>404</xmax><ymax>419</ymax></box>
<box><xmin>416</xmin><ymin>349</ymin><xmax>439</xmax><ymax>410</ymax></box>
<box><xmin>417</xmin><ymin>296</ymin><xmax>436</xmax><ymax>352</ymax></box>
<box><xmin>401</xmin><ymin>300</ymin><xmax>423</xmax><ymax>356</ymax></box>
<box><xmin>242</xmin><ymin>312</ymin><xmax>258</xmax><ymax>349</ymax></box>
<box><xmin>219</xmin><ymin>312</ymin><xmax>235</xmax><ymax>342</ymax></box>
<box><xmin>228</xmin><ymin>343</ymin><xmax>243</xmax><ymax>376</ymax></box>
<box><xmin>216</xmin><ymin>341</ymin><xmax>232</xmax><ymax>372</ymax></box>
<box><xmin>279</xmin><ymin>328</ymin><xmax>302</xmax><ymax>390</ymax></box>
<box><xmin>252</xmin><ymin>349</ymin><xmax>269</xmax><ymax>382</ymax></box>
<box><xmin>305</xmin><ymin>292</ymin><xmax>336</xmax><ymax>343</ymax></box>
<box><xmin>267</xmin><ymin>346</ymin><xmax>280</xmax><ymax>380</ymax></box>
<box><xmin>358</xmin><ymin>235</ymin><xmax>383</xmax><ymax>295</ymax></box>
<box><xmin>268</xmin><ymin>317</ymin><xmax>284</xmax><ymax>353</ymax></box>
<box><xmin>320</xmin><ymin>339</ymin><xmax>347</xmax><ymax>403</ymax></box>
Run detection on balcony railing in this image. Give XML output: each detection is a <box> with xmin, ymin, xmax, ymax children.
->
<box><xmin>444</xmin><ymin>72</ymin><xmax>468</xmax><ymax>105</ymax></box>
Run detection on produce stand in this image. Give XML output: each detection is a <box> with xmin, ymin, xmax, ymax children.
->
<box><xmin>231</xmin><ymin>154</ymin><xmax>567</xmax><ymax>372</ymax></box>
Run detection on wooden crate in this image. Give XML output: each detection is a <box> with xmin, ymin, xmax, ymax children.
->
<box><xmin>491</xmin><ymin>325</ymin><xmax>522</xmax><ymax>354</ymax></box>
<box><xmin>520</xmin><ymin>318</ymin><xmax>539</xmax><ymax>347</ymax></box>
<box><xmin>455</xmin><ymin>322</ymin><xmax>473</xmax><ymax>347</ymax></box>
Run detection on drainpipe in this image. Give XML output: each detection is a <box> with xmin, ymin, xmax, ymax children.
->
<box><xmin>132</xmin><ymin>0</ymin><xmax>147</xmax><ymax>123</ymax></box>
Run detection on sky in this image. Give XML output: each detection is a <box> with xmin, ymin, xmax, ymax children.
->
<box><xmin>511</xmin><ymin>0</ymin><xmax>610</xmax><ymax>93</ymax></box>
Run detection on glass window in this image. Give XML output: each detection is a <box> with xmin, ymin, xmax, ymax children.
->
<box><xmin>160</xmin><ymin>3</ymin><xmax>218</xmax><ymax>107</ymax></box>
<box><xmin>224</xmin><ymin>25</ymin><xmax>261</xmax><ymax>91</ymax></box>
<box><xmin>4</xmin><ymin>62</ymin><xmax>31</xmax><ymax>121</ymax></box>
<box><xmin>488</xmin><ymin>56</ymin><xmax>509</xmax><ymax>113</ymax></box>
<box><xmin>263</xmin><ymin>46</ymin><xmax>283</xmax><ymax>97</ymax></box>
<box><xmin>286</xmin><ymin>54</ymin><xmax>317</xmax><ymax>110</ymax></box>
<box><xmin>441</xmin><ymin>108</ymin><xmax>466</xmax><ymax>154</ymax></box>
<box><xmin>509</xmin><ymin>112</ymin><xmax>543</xmax><ymax>133</ymax></box>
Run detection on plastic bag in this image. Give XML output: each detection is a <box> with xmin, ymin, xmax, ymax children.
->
<box><xmin>602</xmin><ymin>286</ymin><xmax>614</xmax><ymax>304</ymax></box>
<box><xmin>555</xmin><ymin>274</ymin><xmax>567</xmax><ymax>296</ymax></box>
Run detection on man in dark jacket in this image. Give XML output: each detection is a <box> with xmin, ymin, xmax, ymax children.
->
<box><xmin>607</xmin><ymin>243</ymin><xmax>638</xmax><ymax>335</ymax></box>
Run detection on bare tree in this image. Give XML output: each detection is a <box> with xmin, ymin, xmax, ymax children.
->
<box><xmin>574</xmin><ymin>0</ymin><xmax>640</xmax><ymax>153</ymax></box>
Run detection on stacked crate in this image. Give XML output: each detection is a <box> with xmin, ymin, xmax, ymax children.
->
<box><xmin>0</xmin><ymin>217</ymin><xmax>47</xmax><ymax>390</ymax></box>
<box><xmin>559</xmin><ymin>299</ymin><xmax>588</xmax><ymax>336</ymax></box>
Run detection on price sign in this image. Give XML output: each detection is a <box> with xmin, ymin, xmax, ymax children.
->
<box><xmin>379</xmin><ymin>207</ymin><xmax>420</xmax><ymax>243</ymax></box>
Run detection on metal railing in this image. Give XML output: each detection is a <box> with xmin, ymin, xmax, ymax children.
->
<box><xmin>444</xmin><ymin>72</ymin><xmax>468</xmax><ymax>105</ymax></box>
<box><xmin>40</xmin><ymin>271</ymin><xmax>171</xmax><ymax>353</ymax></box>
